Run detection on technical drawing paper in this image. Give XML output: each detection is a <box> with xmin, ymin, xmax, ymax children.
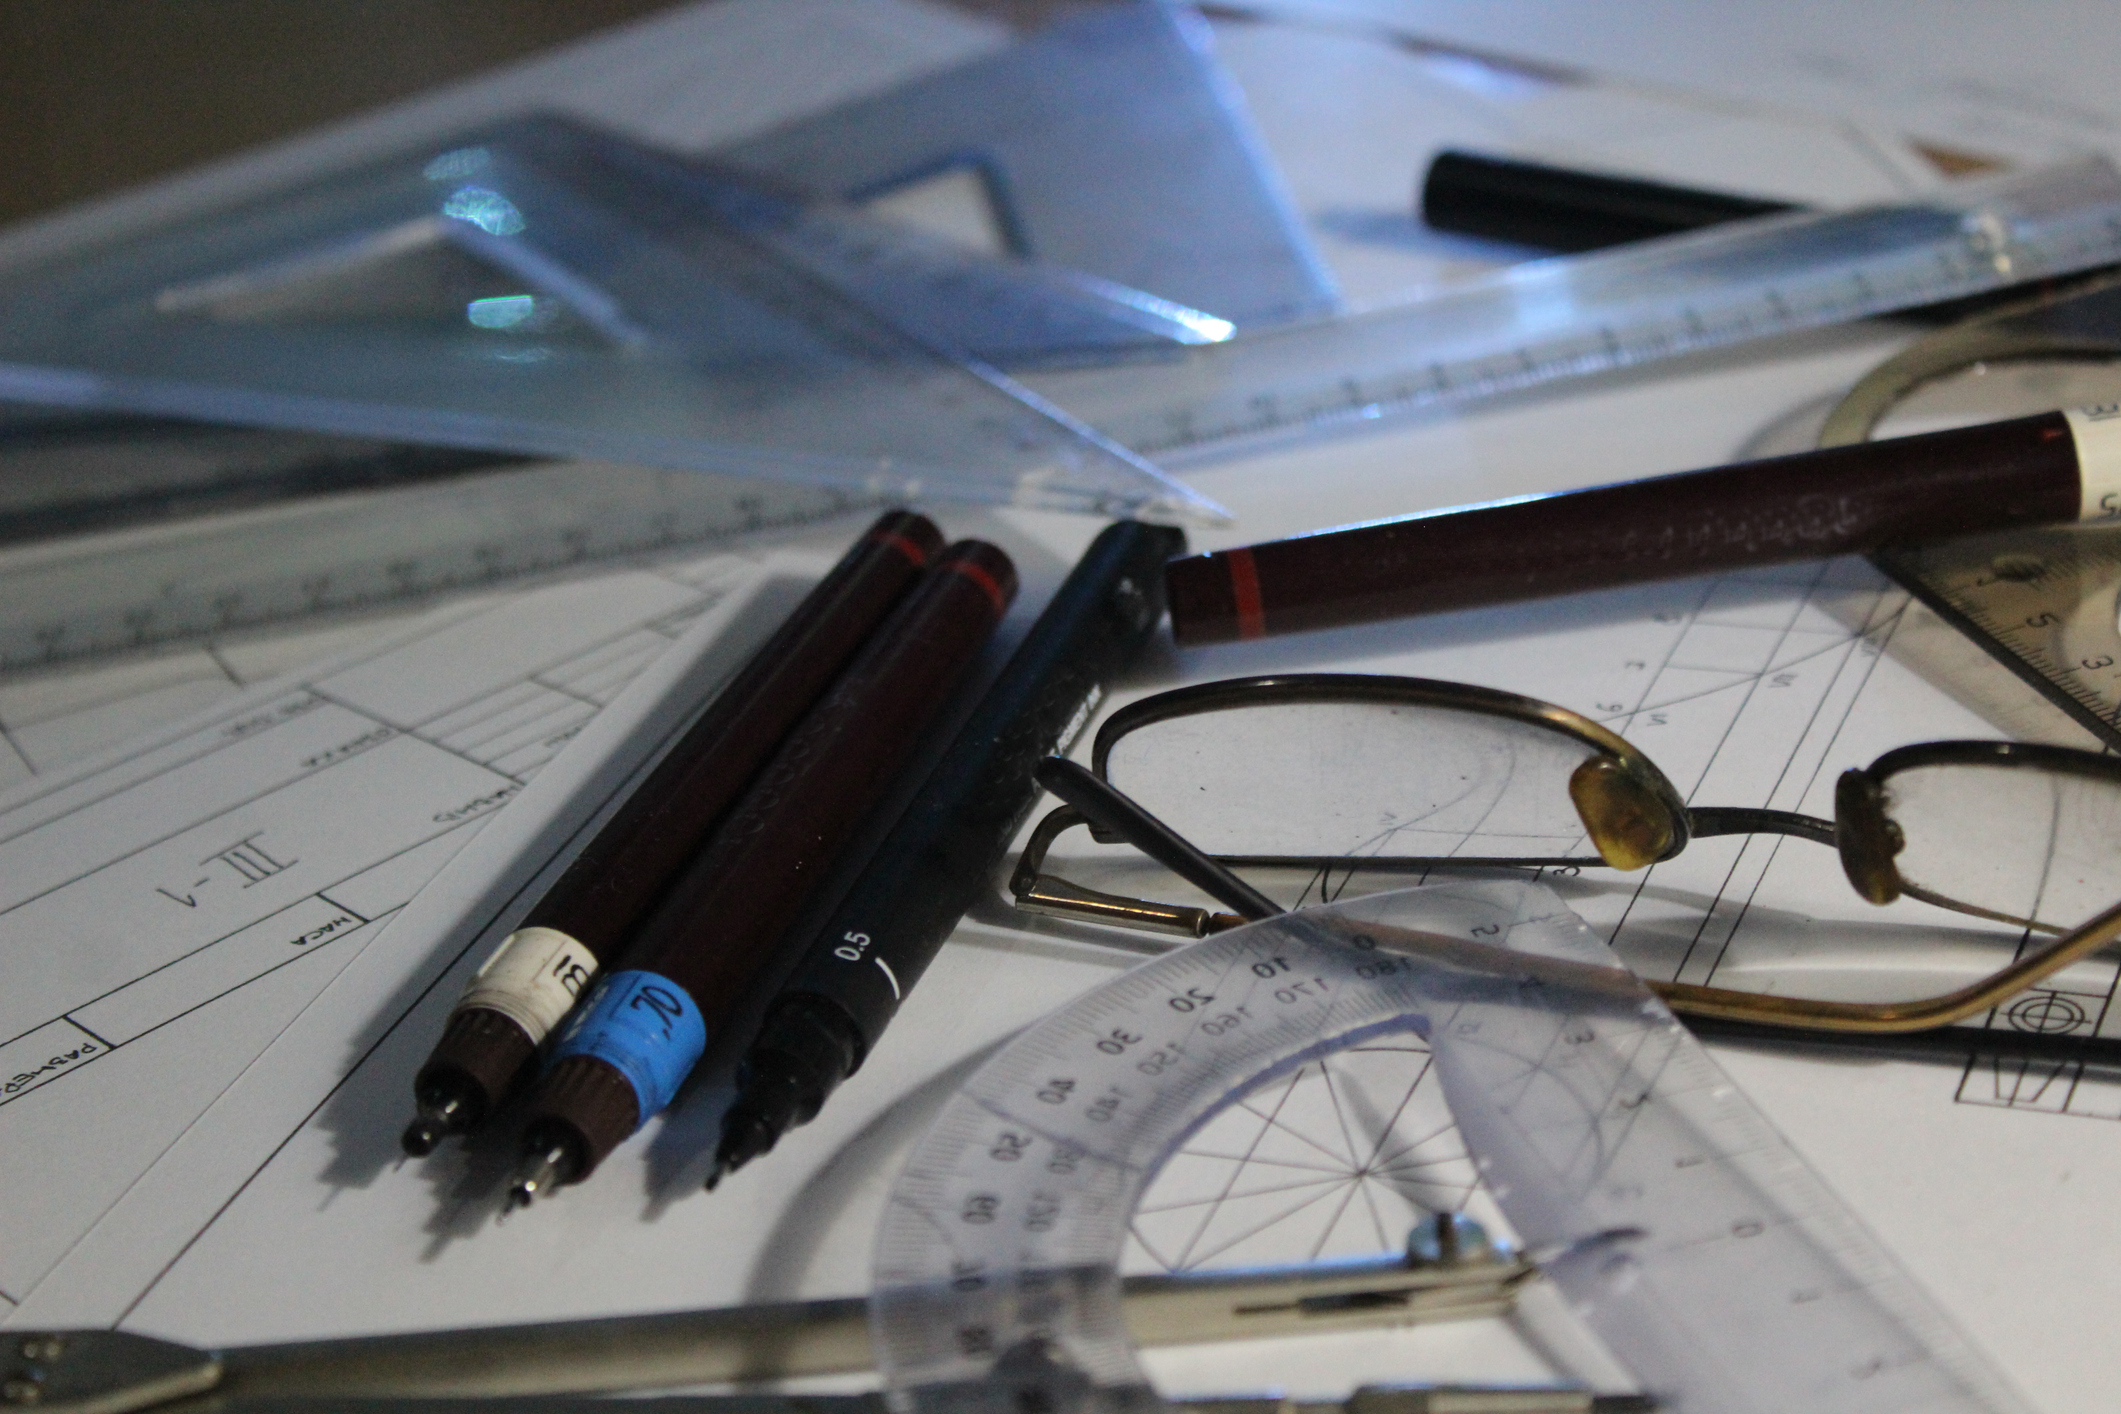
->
<box><xmin>1279</xmin><ymin>0</ymin><xmax>2121</xmax><ymax>169</ymax></box>
<box><xmin>0</xmin><ymin>544</ymin><xmax>821</xmax><ymax>1313</ymax></box>
<box><xmin>0</xmin><ymin>611</ymin><xmax>433</xmax><ymax>792</ymax></box>
<box><xmin>5</xmin><ymin>331</ymin><xmax>2115</xmax><ymax>1414</ymax></box>
<box><xmin>3</xmin><ymin>5</ymin><xmax>2117</xmax><ymax>1411</ymax></box>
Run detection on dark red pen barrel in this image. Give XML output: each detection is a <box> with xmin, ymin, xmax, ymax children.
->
<box><xmin>518</xmin><ymin>508</ymin><xmax>944</xmax><ymax>951</ymax></box>
<box><xmin>526</xmin><ymin>539</ymin><xmax>1018</xmax><ymax>1179</ymax></box>
<box><xmin>1167</xmin><ymin>411</ymin><xmax>2080</xmax><ymax>644</ymax></box>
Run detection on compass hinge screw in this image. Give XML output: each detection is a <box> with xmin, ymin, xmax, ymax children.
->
<box><xmin>4</xmin><ymin>1334</ymin><xmax>70</xmax><ymax>1404</ymax></box>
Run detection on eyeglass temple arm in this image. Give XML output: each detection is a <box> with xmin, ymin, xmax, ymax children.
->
<box><xmin>1684</xmin><ymin>807</ymin><xmax>1836</xmax><ymax>847</ymax></box>
<box><xmin>1656</xmin><ymin>895</ymin><xmax>2121</xmax><ymax>1032</ymax></box>
<box><xmin>1010</xmin><ymin>804</ymin><xmax>1086</xmax><ymax>900</ymax></box>
<box><xmin>1011</xmin><ymin>805</ymin><xmax>1245</xmax><ymax>939</ymax></box>
<box><xmin>1033</xmin><ymin>759</ymin><xmax>1285</xmax><ymax>922</ymax></box>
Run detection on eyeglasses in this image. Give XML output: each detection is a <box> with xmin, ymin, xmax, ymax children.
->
<box><xmin>1009</xmin><ymin>673</ymin><xmax>2121</xmax><ymax>1036</ymax></box>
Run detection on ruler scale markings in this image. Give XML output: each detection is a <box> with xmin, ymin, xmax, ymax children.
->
<box><xmin>1878</xmin><ymin>528</ymin><xmax>2121</xmax><ymax>749</ymax></box>
<box><xmin>1031</xmin><ymin>162</ymin><xmax>2121</xmax><ymax>463</ymax></box>
<box><xmin>5</xmin><ymin>166</ymin><xmax>2121</xmax><ymax>675</ymax></box>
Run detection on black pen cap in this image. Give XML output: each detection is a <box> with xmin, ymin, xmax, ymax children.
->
<box><xmin>1420</xmin><ymin>149</ymin><xmax>1793</xmax><ymax>253</ymax></box>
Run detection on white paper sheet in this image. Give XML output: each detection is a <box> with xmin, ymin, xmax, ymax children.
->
<box><xmin>1270</xmin><ymin>0</ymin><xmax>2121</xmax><ymax>170</ymax></box>
<box><xmin>0</xmin><ymin>544</ymin><xmax>827</xmax><ymax>1315</ymax></box>
<box><xmin>0</xmin><ymin>611</ymin><xmax>433</xmax><ymax>792</ymax></box>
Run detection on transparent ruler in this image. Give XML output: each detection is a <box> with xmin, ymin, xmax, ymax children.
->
<box><xmin>871</xmin><ymin>879</ymin><xmax>2028</xmax><ymax>1414</ymax></box>
<box><xmin>0</xmin><ymin>459</ymin><xmax>873</xmax><ymax>672</ymax></box>
<box><xmin>1024</xmin><ymin>156</ymin><xmax>2121</xmax><ymax>462</ymax></box>
<box><xmin>13</xmin><ymin>159</ymin><xmax>2121</xmax><ymax>675</ymax></box>
<box><xmin>1877</xmin><ymin>524</ymin><xmax>2121</xmax><ymax>751</ymax></box>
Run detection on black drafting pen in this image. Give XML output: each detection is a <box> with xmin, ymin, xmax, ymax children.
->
<box><xmin>1419</xmin><ymin>151</ymin><xmax>2048</xmax><ymax>324</ymax></box>
<box><xmin>508</xmin><ymin>540</ymin><xmax>1018</xmax><ymax>1207</ymax></box>
<box><xmin>401</xmin><ymin>510</ymin><xmax>943</xmax><ymax>1155</ymax></box>
<box><xmin>1418</xmin><ymin>148</ymin><xmax>1796</xmax><ymax>253</ymax></box>
<box><xmin>707</xmin><ymin>518</ymin><xmax>1186</xmax><ymax>1188</ymax></box>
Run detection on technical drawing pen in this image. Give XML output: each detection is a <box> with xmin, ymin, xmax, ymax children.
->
<box><xmin>706</xmin><ymin>519</ymin><xmax>1185</xmax><ymax>1188</ymax></box>
<box><xmin>1415</xmin><ymin>152</ymin><xmax>2007</xmax><ymax>326</ymax></box>
<box><xmin>400</xmin><ymin>510</ymin><xmax>943</xmax><ymax>1155</ymax></box>
<box><xmin>507</xmin><ymin>540</ymin><xmax>1017</xmax><ymax>1207</ymax></box>
<box><xmin>1166</xmin><ymin>406</ymin><xmax>2121</xmax><ymax>644</ymax></box>
<box><xmin>1419</xmin><ymin>149</ymin><xmax>1794</xmax><ymax>253</ymax></box>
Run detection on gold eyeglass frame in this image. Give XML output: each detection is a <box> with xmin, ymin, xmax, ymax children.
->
<box><xmin>1010</xmin><ymin>673</ymin><xmax>2121</xmax><ymax>1035</ymax></box>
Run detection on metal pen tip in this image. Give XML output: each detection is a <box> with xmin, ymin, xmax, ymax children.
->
<box><xmin>401</xmin><ymin>1093</ymin><xmax>466</xmax><ymax>1157</ymax></box>
<box><xmin>707</xmin><ymin>1109</ymin><xmax>775</xmax><ymax>1190</ymax></box>
<box><xmin>506</xmin><ymin>1143</ymin><xmax>572</xmax><ymax>1213</ymax></box>
<box><xmin>400</xmin><ymin>1118</ymin><xmax>444</xmax><ymax>1157</ymax></box>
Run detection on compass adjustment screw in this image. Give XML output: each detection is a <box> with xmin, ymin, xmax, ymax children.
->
<box><xmin>1406</xmin><ymin>1212</ymin><xmax>1500</xmax><ymax>1267</ymax></box>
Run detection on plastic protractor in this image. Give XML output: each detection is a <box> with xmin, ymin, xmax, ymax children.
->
<box><xmin>1126</xmin><ymin>1031</ymin><xmax>1476</xmax><ymax>1275</ymax></box>
<box><xmin>869</xmin><ymin>879</ymin><xmax>2028</xmax><ymax>1414</ymax></box>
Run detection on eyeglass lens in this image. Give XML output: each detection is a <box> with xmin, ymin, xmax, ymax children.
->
<box><xmin>1102</xmin><ymin>700</ymin><xmax>1609</xmax><ymax>864</ymax></box>
<box><xmin>1881</xmin><ymin>759</ymin><xmax>2121</xmax><ymax>935</ymax></box>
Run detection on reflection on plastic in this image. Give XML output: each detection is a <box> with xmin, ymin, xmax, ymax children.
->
<box><xmin>871</xmin><ymin>879</ymin><xmax>2028</xmax><ymax>1414</ymax></box>
<box><xmin>0</xmin><ymin>116</ymin><xmax>1221</xmax><ymax>523</ymax></box>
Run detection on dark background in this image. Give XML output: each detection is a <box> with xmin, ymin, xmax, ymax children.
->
<box><xmin>0</xmin><ymin>0</ymin><xmax>1093</xmax><ymax>229</ymax></box>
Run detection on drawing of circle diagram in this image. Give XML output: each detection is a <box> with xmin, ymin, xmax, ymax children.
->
<box><xmin>2003</xmin><ymin>989</ymin><xmax>2090</xmax><ymax>1034</ymax></box>
<box><xmin>740</xmin><ymin>943</ymin><xmax>1488</xmax><ymax>1300</ymax></box>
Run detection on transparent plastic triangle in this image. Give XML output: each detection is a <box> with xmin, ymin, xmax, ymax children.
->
<box><xmin>0</xmin><ymin>115</ymin><xmax>1224</xmax><ymax>523</ymax></box>
<box><xmin>724</xmin><ymin>0</ymin><xmax>1338</xmax><ymax>329</ymax></box>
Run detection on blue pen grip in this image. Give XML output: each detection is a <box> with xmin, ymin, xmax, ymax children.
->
<box><xmin>551</xmin><ymin>970</ymin><xmax>707</xmax><ymax>1124</ymax></box>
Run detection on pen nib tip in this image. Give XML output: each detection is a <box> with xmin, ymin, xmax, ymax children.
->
<box><xmin>504</xmin><ymin>1141</ymin><xmax>574</xmax><ymax>1214</ymax></box>
<box><xmin>401</xmin><ymin>1092</ymin><xmax>469</xmax><ymax>1158</ymax></box>
<box><xmin>708</xmin><ymin>1107</ymin><xmax>778</xmax><ymax>1188</ymax></box>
